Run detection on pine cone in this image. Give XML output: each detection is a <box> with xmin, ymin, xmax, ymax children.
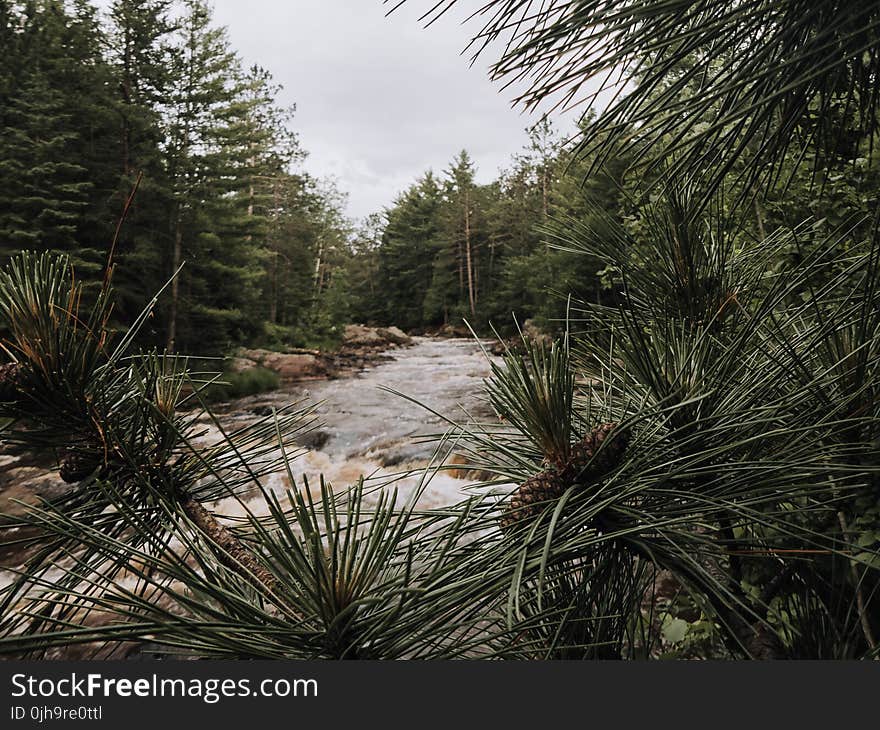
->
<box><xmin>59</xmin><ymin>449</ymin><xmax>101</xmax><ymax>483</ymax></box>
<box><xmin>501</xmin><ymin>423</ymin><xmax>630</xmax><ymax>529</ymax></box>
<box><xmin>562</xmin><ymin>422</ymin><xmax>630</xmax><ymax>485</ymax></box>
<box><xmin>0</xmin><ymin>362</ymin><xmax>23</xmax><ymax>403</ymax></box>
<box><xmin>500</xmin><ymin>468</ymin><xmax>567</xmax><ymax>529</ymax></box>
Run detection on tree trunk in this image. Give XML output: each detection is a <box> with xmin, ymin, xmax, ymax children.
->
<box><xmin>464</xmin><ymin>190</ymin><xmax>476</xmax><ymax>318</ymax></box>
<box><xmin>268</xmin><ymin>181</ymin><xmax>280</xmax><ymax>323</ymax></box>
<box><xmin>457</xmin><ymin>238</ymin><xmax>464</xmax><ymax>298</ymax></box>
<box><xmin>269</xmin><ymin>251</ymin><xmax>278</xmax><ymax>324</ymax></box>
<box><xmin>166</xmin><ymin>212</ymin><xmax>182</xmax><ymax>352</ymax></box>
<box><xmin>313</xmin><ymin>242</ymin><xmax>323</xmax><ymax>291</ymax></box>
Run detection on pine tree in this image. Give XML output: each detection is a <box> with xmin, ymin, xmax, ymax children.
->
<box><xmin>105</xmin><ymin>0</ymin><xmax>175</xmax><ymax>328</ymax></box>
<box><xmin>438</xmin><ymin>150</ymin><xmax>481</xmax><ymax>320</ymax></box>
<box><xmin>162</xmin><ymin>0</ymin><xmax>269</xmax><ymax>354</ymax></box>
<box><xmin>260</xmin><ymin>171</ymin><xmax>318</xmax><ymax>334</ymax></box>
<box><xmin>345</xmin><ymin>213</ymin><xmax>385</xmax><ymax>323</ymax></box>
<box><xmin>0</xmin><ymin>1</ymin><xmax>106</xmax><ymax>267</ymax></box>
<box><xmin>377</xmin><ymin>172</ymin><xmax>441</xmax><ymax>329</ymax></box>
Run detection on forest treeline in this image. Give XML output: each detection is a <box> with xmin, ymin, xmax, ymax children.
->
<box><xmin>3</xmin><ymin>1</ymin><xmax>880</xmax><ymax>357</ymax></box>
<box><xmin>0</xmin><ymin>0</ymin><xmax>353</xmax><ymax>355</ymax></box>
<box><xmin>2</xmin><ymin>0</ymin><xmax>880</xmax><ymax>662</ymax></box>
<box><xmin>346</xmin><ymin>126</ymin><xmax>623</xmax><ymax>333</ymax></box>
<box><xmin>353</xmin><ymin>118</ymin><xmax>880</xmax><ymax>335</ymax></box>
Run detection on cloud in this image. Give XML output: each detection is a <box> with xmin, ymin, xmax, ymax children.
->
<box><xmin>209</xmin><ymin>0</ymin><xmax>557</xmax><ymax>220</ymax></box>
<box><xmin>89</xmin><ymin>0</ymin><xmax>586</xmax><ymax>220</ymax></box>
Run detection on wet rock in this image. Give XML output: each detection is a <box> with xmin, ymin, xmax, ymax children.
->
<box><xmin>446</xmin><ymin>452</ymin><xmax>495</xmax><ymax>482</ymax></box>
<box><xmin>434</xmin><ymin>323</ymin><xmax>471</xmax><ymax>338</ymax></box>
<box><xmin>522</xmin><ymin>318</ymin><xmax>552</xmax><ymax>347</ymax></box>
<box><xmin>342</xmin><ymin>324</ymin><xmax>387</xmax><ymax>347</ymax></box>
<box><xmin>296</xmin><ymin>430</ymin><xmax>331</xmax><ymax>451</ymax></box>
<box><xmin>376</xmin><ymin>326</ymin><xmax>412</xmax><ymax>346</ymax></box>
<box><xmin>488</xmin><ymin>339</ymin><xmax>513</xmax><ymax>356</ymax></box>
<box><xmin>237</xmin><ymin>348</ymin><xmax>329</xmax><ymax>382</ymax></box>
<box><xmin>232</xmin><ymin>328</ymin><xmax>413</xmax><ymax>384</ymax></box>
<box><xmin>378</xmin><ymin>444</ymin><xmax>426</xmax><ymax>468</ymax></box>
<box><xmin>0</xmin><ymin>456</ymin><xmax>74</xmax><ymax>568</ymax></box>
<box><xmin>0</xmin><ymin>469</ymin><xmax>70</xmax><ymax>518</ymax></box>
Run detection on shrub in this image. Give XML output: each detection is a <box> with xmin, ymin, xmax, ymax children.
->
<box><xmin>202</xmin><ymin>367</ymin><xmax>280</xmax><ymax>402</ymax></box>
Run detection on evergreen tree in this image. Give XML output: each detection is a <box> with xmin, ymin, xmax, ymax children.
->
<box><xmin>105</xmin><ymin>0</ymin><xmax>175</xmax><ymax>326</ymax></box>
<box><xmin>260</xmin><ymin>171</ymin><xmax>319</xmax><ymax>336</ymax></box>
<box><xmin>377</xmin><ymin>172</ymin><xmax>441</xmax><ymax>329</ymax></box>
<box><xmin>0</xmin><ymin>0</ymin><xmax>351</xmax><ymax>355</ymax></box>
<box><xmin>0</xmin><ymin>1</ymin><xmax>110</xmax><ymax>270</ymax></box>
<box><xmin>162</xmin><ymin>0</ymin><xmax>267</xmax><ymax>354</ymax></box>
<box><xmin>435</xmin><ymin>150</ymin><xmax>481</xmax><ymax>320</ymax></box>
<box><xmin>345</xmin><ymin>212</ymin><xmax>383</xmax><ymax>323</ymax></box>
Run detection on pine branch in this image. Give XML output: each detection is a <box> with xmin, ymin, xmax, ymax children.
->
<box><xmin>180</xmin><ymin>496</ymin><xmax>279</xmax><ymax>596</ymax></box>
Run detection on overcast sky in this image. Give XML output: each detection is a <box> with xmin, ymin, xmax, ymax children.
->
<box><xmin>203</xmin><ymin>1</ymin><xmax>574</xmax><ymax>222</ymax></box>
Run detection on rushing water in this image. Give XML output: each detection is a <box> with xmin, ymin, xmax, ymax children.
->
<box><xmin>217</xmin><ymin>336</ymin><xmax>501</xmax><ymax>512</ymax></box>
<box><xmin>0</xmin><ymin>336</ymin><xmax>499</xmax><ymax>559</ymax></box>
<box><xmin>0</xmin><ymin>337</ymin><xmax>501</xmax><ymax>656</ymax></box>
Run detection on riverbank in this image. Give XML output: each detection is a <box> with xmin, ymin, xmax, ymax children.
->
<box><xmin>228</xmin><ymin>324</ymin><xmax>415</xmax><ymax>385</ymax></box>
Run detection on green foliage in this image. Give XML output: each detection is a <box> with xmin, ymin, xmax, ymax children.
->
<box><xmin>357</xmin><ymin>124</ymin><xmax>618</xmax><ymax>334</ymax></box>
<box><xmin>3</xmin><ymin>0</ymin><xmax>880</xmax><ymax>663</ymax></box>
<box><xmin>200</xmin><ymin>367</ymin><xmax>280</xmax><ymax>403</ymax></box>
<box><xmin>1</xmin><ymin>227</ymin><xmax>879</xmax><ymax>660</ymax></box>
<box><xmin>486</xmin><ymin>334</ymin><xmax>574</xmax><ymax>465</ymax></box>
<box><xmin>0</xmin><ymin>0</ymin><xmax>353</xmax><ymax>357</ymax></box>
<box><xmin>0</xmin><ymin>252</ymin><xmax>313</xmax><ymax>653</ymax></box>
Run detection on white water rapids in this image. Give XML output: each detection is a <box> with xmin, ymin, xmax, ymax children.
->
<box><xmin>201</xmin><ymin>336</ymin><xmax>503</xmax><ymax>515</ymax></box>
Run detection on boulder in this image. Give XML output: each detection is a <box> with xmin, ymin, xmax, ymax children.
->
<box><xmin>233</xmin><ymin>348</ymin><xmax>328</xmax><ymax>381</ymax></box>
<box><xmin>296</xmin><ymin>430</ymin><xmax>331</xmax><ymax>451</ymax></box>
<box><xmin>236</xmin><ymin>348</ymin><xmax>273</xmax><ymax>365</ymax></box>
<box><xmin>376</xmin><ymin>326</ymin><xmax>412</xmax><ymax>345</ymax></box>
<box><xmin>488</xmin><ymin>339</ymin><xmax>511</xmax><ymax>356</ymax></box>
<box><xmin>227</xmin><ymin>356</ymin><xmax>258</xmax><ymax>373</ymax></box>
<box><xmin>435</xmin><ymin>323</ymin><xmax>470</xmax><ymax>338</ymax></box>
<box><xmin>259</xmin><ymin>352</ymin><xmax>327</xmax><ymax>381</ymax></box>
<box><xmin>522</xmin><ymin>318</ymin><xmax>552</xmax><ymax>347</ymax></box>
<box><xmin>342</xmin><ymin>324</ymin><xmax>386</xmax><ymax>347</ymax></box>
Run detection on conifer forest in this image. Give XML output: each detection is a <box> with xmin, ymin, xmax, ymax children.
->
<box><xmin>0</xmin><ymin>0</ymin><xmax>879</xmax><ymax>661</ymax></box>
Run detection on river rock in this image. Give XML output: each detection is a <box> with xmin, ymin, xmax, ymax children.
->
<box><xmin>488</xmin><ymin>339</ymin><xmax>512</xmax><ymax>356</ymax></box>
<box><xmin>234</xmin><ymin>348</ymin><xmax>328</xmax><ymax>381</ymax></box>
<box><xmin>522</xmin><ymin>318</ymin><xmax>551</xmax><ymax>347</ymax></box>
<box><xmin>342</xmin><ymin>324</ymin><xmax>387</xmax><ymax>347</ymax></box>
<box><xmin>378</xmin><ymin>444</ymin><xmax>425</xmax><ymax>467</ymax></box>
<box><xmin>227</xmin><ymin>356</ymin><xmax>258</xmax><ymax>373</ymax></box>
<box><xmin>261</xmin><ymin>352</ymin><xmax>328</xmax><ymax>381</ymax></box>
<box><xmin>434</xmin><ymin>323</ymin><xmax>470</xmax><ymax>338</ymax></box>
<box><xmin>376</xmin><ymin>326</ymin><xmax>412</xmax><ymax>346</ymax></box>
<box><xmin>0</xmin><ymin>467</ymin><xmax>69</xmax><ymax>519</ymax></box>
<box><xmin>296</xmin><ymin>429</ymin><xmax>331</xmax><ymax>451</ymax></box>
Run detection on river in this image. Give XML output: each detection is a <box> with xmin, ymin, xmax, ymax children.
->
<box><xmin>0</xmin><ymin>336</ymin><xmax>500</xmax><ymax>572</ymax></box>
<box><xmin>0</xmin><ymin>336</ymin><xmax>504</xmax><ymax>657</ymax></box>
<box><xmin>216</xmin><ymin>336</ymin><xmax>500</xmax><ymax>512</ymax></box>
